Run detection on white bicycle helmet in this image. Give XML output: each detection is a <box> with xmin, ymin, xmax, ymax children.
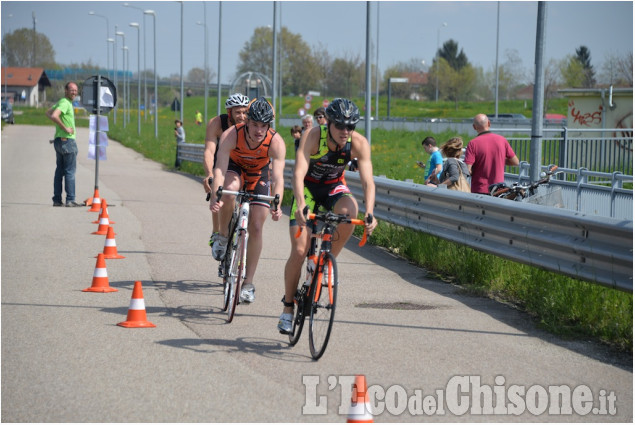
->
<box><xmin>225</xmin><ymin>93</ymin><xmax>250</xmax><ymax>109</ymax></box>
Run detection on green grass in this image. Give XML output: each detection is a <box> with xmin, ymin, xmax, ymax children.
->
<box><xmin>13</xmin><ymin>97</ymin><xmax>632</xmax><ymax>352</ymax></box>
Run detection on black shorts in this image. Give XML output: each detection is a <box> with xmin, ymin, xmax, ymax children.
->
<box><xmin>289</xmin><ymin>180</ymin><xmax>352</xmax><ymax>226</ymax></box>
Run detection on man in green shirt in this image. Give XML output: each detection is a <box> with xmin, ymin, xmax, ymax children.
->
<box><xmin>46</xmin><ymin>82</ymin><xmax>81</xmax><ymax>207</ymax></box>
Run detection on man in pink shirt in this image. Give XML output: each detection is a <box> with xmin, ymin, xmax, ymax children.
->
<box><xmin>464</xmin><ymin>114</ymin><xmax>520</xmax><ymax>194</ymax></box>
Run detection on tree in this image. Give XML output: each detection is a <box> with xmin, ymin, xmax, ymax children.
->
<box><xmin>236</xmin><ymin>26</ymin><xmax>320</xmax><ymax>96</ymax></box>
<box><xmin>1</xmin><ymin>28</ymin><xmax>56</xmax><ymax>68</ymax></box>
<box><xmin>543</xmin><ymin>58</ymin><xmax>562</xmax><ymax>113</ymax></box>
<box><xmin>600</xmin><ymin>51</ymin><xmax>633</xmax><ymax>87</ymax></box>
<box><xmin>187</xmin><ymin>67</ymin><xmax>211</xmax><ymax>84</ymax></box>
<box><xmin>437</xmin><ymin>39</ymin><xmax>468</xmax><ymax>70</ymax></box>
<box><xmin>559</xmin><ymin>55</ymin><xmax>585</xmax><ymax>88</ymax></box>
<box><xmin>575</xmin><ymin>46</ymin><xmax>596</xmax><ymax>88</ymax></box>
<box><xmin>427</xmin><ymin>40</ymin><xmax>472</xmax><ymax>102</ymax></box>
<box><xmin>325</xmin><ymin>54</ymin><xmax>363</xmax><ymax>99</ymax></box>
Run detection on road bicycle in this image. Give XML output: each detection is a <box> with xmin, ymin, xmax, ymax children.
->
<box><xmin>488</xmin><ymin>165</ymin><xmax>563</xmax><ymax>205</ymax></box>
<box><xmin>288</xmin><ymin>209</ymin><xmax>372</xmax><ymax>360</ymax></box>
<box><xmin>209</xmin><ymin>183</ymin><xmax>279</xmax><ymax>323</ymax></box>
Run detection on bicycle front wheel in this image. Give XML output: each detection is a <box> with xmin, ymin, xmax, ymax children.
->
<box><xmin>289</xmin><ymin>286</ymin><xmax>308</xmax><ymax>346</ymax></box>
<box><xmin>226</xmin><ymin>231</ymin><xmax>246</xmax><ymax>323</ymax></box>
<box><xmin>309</xmin><ymin>253</ymin><xmax>338</xmax><ymax>360</ymax></box>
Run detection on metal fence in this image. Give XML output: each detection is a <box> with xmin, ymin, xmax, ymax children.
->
<box><xmin>505</xmin><ymin>162</ymin><xmax>633</xmax><ymax>220</ymax></box>
<box><xmin>506</xmin><ymin>127</ymin><xmax>633</xmax><ymax>177</ymax></box>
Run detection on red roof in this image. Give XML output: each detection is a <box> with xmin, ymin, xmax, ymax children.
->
<box><xmin>1</xmin><ymin>67</ymin><xmax>51</xmax><ymax>88</ymax></box>
<box><xmin>402</xmin><ymin>72</ymin><xmax>429</xmax><ymax>85</ymax></box>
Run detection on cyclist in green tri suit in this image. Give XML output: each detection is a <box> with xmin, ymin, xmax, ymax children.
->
<box><xmin>277</xmin><ymin>98</ymin><xmax>377</xmax><ymax>334</ymax></box>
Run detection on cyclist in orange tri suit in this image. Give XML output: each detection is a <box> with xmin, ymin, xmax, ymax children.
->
<box><xmin>277</xmin><ymin>98</ymin><xmax>377</xmax><ymax>334</ymax></box>
<box><xmin>203</xmin><ymin>93</ymin><xmax>250</xmax><ymax>252</ymax></box>
<box><xmin>210</xmin><ymin>97</ymin><xmax>286</xmax><ymax>304</ymax></box>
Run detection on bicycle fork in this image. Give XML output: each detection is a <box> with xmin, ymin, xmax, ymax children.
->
<box><xmin>235</xmin><ymin>201</ymin><xmax>250</xmax><ymax>282</ymax></box>
<box><xmin>314</xmin><ymin>233</ymin><xmax>334</xmax><ymax>305</ymax></box>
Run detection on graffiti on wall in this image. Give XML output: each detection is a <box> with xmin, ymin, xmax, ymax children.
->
<box><xmin>569</xmin><ymin>99</ymin><xmax>603</xmax><ymax>126</ymax></box>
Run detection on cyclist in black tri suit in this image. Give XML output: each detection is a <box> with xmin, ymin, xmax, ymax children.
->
<box><xmin>203</xmin><ymin>93</ymin><xmax>250</xmax><ymax>252</ymax></box>
<box><xmin>277</xmin><ymin>98</ymin><xmax>377</xmax><ymax>334</ymax></box>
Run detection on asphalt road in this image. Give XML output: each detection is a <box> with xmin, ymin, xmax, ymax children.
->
<box><xmin>2</xmin><ymin>124</ymin><xmax>632</xmax><ymax>422</ymax></box>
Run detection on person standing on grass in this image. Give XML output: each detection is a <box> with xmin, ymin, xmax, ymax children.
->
<box><xmin>464</xmin><ymin>114</ymin><xmax>519</xmax><ymax>194</ymax></box>
<box><xmin>46</xmin><ymin>81</ymin><xmax>82</xmax><ymax>207</ymax></box>
<box><xmin>421</xmin><ymin>136</ymin><xmax>443</xmax><ymax>185</ymax></box>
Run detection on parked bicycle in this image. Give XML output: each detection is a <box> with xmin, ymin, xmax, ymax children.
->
<box><xmin>208</xmin><ymin>182</ymin><xmax>279</xmax><ymax>323</ymax></box>
<box><xmin>488</xmin><ymin>165</ymin><xmax>562</xmax><ymax>204</ymax></box>
<box><xmin>287</xmin><ymin>209</ymin><xmax>372</xmax><ymax>360</ymax></box>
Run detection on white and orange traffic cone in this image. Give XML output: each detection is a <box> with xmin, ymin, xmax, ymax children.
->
<box><xmin>99</xmin><ymin>226</ymin><xmax>125</xmax><ymax>259</ymax></box>
<box><xmin>87</xmin><ymin>188</ymin><xmax>101</xmax><ymax>212</ymax></box>
<box><xmin>91</xmin><ymin>205</ymin><xmax>112</xmax><ymax>235</ymax></box>
<box><xmin>346</xmin><ymin>375</ymin><xmax>373</xmax><ymax>423</ymax></box>
<box><xmin>92</xmin><ymin>199</ymin><xmax>115</xmax><ymax>224</ymax></box>
<box><xmin>83</xmin><ymin>253</ymin><xmax>118</xmax><ymax>293</ymax></box>
<box><xmin>117</xmin><ymin>281</ymin><xmax>156</xmax><ymax>328</ymax></box>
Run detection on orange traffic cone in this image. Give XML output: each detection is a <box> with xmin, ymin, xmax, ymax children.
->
<box><xmin>99</xmin><ymin>226</ymin><xmax>125</xmax><ymax>259</ymax></box>
<box><xmin>83</xmin><ymin>253</ymin><xmax>118</xmax><ymax>293</ymax></box>
<box><xmin>88</xmin><ymin>188</ymin><xmax>101</xmax><ymax>212</ymax></box>
<box><xmin>92</xmin><ymin>199</ymin><xmax>115</xmax><ymax>224</ymax></box>
<box><xmin>346</xmin><ymin>375</ymin><xmax>373</xmax><ymax>423</ymax></box>
<box><xmin>117</xmin><ymin>281</ymin><xmax>156</xmax><ymax>328</ymax></box>
<box><xmin>91</xmin><ymin>205</ymin><xmax>112</xmax><ymax>235</ymax></box>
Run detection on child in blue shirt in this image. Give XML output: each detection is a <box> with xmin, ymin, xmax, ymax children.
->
<box><xmin>422</xmin><ymin>136</ymin><xmax>443</xmax><ymax>183</ymax></box>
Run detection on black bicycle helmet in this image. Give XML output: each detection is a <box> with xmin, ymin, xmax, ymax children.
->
<box><xmin>325</xmin><ymin>98</ymin><xmax>360</xmax><ymax>126</ymax></box>
<box><xmin>247</xmin><ymin>97</ymin><xmax>274</xmax><ymax>124</ymax></box>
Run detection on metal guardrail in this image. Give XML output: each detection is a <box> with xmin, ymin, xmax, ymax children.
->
<box><xmin>283</xmin><ymin>161</ymin><xmax>632</xmax><ymax>292</ymax></box>
<box><xmin>176</xmin><ymin>144</ymin><xmax>632</xmax><ymax>291</ymax></box>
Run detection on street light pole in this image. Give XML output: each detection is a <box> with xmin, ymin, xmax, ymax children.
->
<box><xmin>494</xmin><ymin>3</ymin><xmax>500</xmax><ymax>118</ymax></box>
<box><xmin>124</xmin><ymin>3</ymin><xmax>148</xmax><ymax>122</ymax></box>
<box><xmin>197</xmin><ymin>3</ymin><xmax>208</xmax><ymax>125</ymax></box>
<box><xmin>130</xmin><ymin>22</ymin><xmax>141</xmax><ymax>135</ymax></box>
<box><xmin>217</xmin><ymin>2</ymin><xmax>222</xmax><ymax>115</ymax></box>
<box><xmin>107</xmin><ymin>37</ymin><xmax>114</xmax><ymax>81</ymax></box>
<box><xmin>435</xmin><ymin>22</ymin><xmax>447</xmax><ymax>103</ymax></box>
<box><xmin>179</xmin><ymin>1</ymin><xmax>184</xmax><ymax>124</ymax></box>
<box><xmin>144</xmin><ymin>9</ymin><xmax>158</xmax><ymax>138</ymax></box>
<box><xmin>116</xmin><ymin>31</ymin><xmax>126</xmax><ymax>128</ymax></box>
<box><xmin>113</xmin><ymin>25</ymin><xmax>118</xmax><ymax>124</ymax></box>
<box><xmin>88</xmin><ymin>11</ymin><xmax>110</xmax><ymax>79</ymax></box>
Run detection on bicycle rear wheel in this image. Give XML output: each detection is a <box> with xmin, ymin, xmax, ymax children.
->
<box><xmin>309</xmin><ymin>253</ymin><xmax>338</xmax><ymax>360</ymax></box>
<box><xmin>226</xmin><ymin>230</ymin><xmax>246</xmax><ymax>323</ymax></box>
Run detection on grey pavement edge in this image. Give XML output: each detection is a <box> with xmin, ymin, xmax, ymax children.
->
<box><xmin>1</xmin><ymin>124</ymin><xmax>632</xmax><ymax>422</ymax></box>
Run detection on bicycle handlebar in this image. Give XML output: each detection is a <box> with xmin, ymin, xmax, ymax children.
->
<box><xmin>294</xmin><ymin>210</ymin><xmax>373</xmax><ymax>247</ymax></box>
<box><xmin>213</xmin><ymin>186</ymin><xmax>280</xmax><ymax>211</ymax></box>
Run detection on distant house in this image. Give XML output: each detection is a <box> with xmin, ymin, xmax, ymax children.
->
<box><xmin>1</xmin><ymin>67</ymin><xmax>52</xmax><ymax>107</ymax></box>
<box><xmin>402</xmin><ymin>72</ymin><xmax>429</xmax><ymax>101</ymax></box>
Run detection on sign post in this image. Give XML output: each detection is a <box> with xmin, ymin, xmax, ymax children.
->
<box><xmin>81</xmin><ymin>75</ymin><xmax>117</xmax><ymax>199</ymax></box>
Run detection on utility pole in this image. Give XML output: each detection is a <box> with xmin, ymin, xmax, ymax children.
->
<box><xmin>32</xmin><ymin>11</ymin><xmax>36</xmax><ymax>66</ymax></box>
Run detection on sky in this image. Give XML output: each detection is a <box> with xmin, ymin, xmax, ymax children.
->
<box><xmin>1</xmin><ymin>1</ymin><xmax>633</xmax><ymax>86</ymax></box>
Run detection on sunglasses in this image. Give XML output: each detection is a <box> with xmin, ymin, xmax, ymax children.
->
<box><xmin>315</xmin><ymin>115</ymin><xmax>325</xmax><ymax>119</ymax></box>
<box><xmin>333</xmin><ymin>123</ymin><xmax>356</xmax><ymax>131</ymax></box>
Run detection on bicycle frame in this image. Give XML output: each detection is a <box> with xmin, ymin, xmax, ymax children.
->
<box><xmin>214</xmin><ymin>186</ymin><xmax>279</xmax><ymax>322</ymax></box>
<box><xmin>490</xmin><ymin>165</ymin><xmax>560</xmax><ymax>201</ymax></box>
<box><xmin>289</xmin><ymin>210</ymin><xmax>371</xmax><ymax>359</ymax></box>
